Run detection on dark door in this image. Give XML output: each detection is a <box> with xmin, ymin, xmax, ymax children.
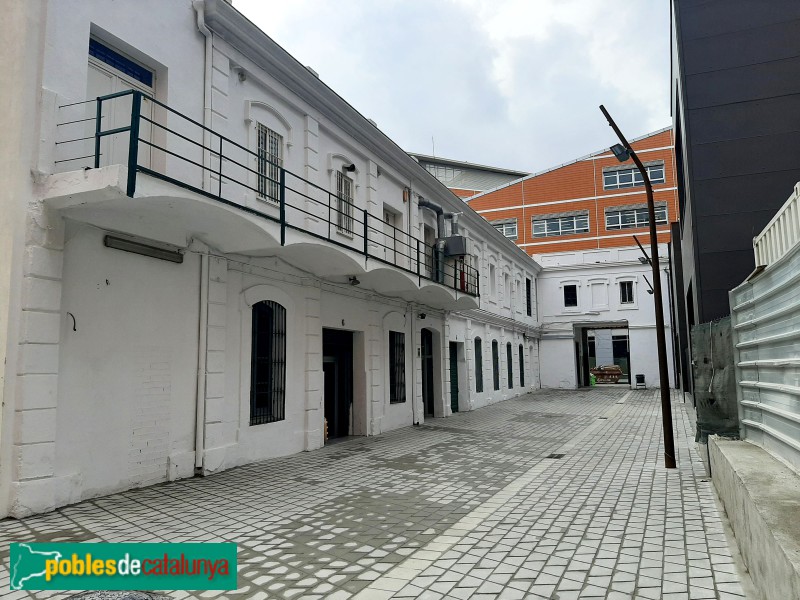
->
<box><xmin>323</xmin><ymin>329</ymin><xmax>353</xmax><ymax>439</ymax></box>
<box><xmin>449</xmin><ymin>342</ymin><xmax>459</xmax><ymax>413</ymax></box>
<box><xmin>421</xmin><ymin>328</ymin><xmax>434</xmax><ymax>416</ymax></box>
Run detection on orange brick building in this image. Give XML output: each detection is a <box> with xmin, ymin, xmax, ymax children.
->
<box><xmin>466</xmin><ymin>127</ymin><xmax>678</xmax><ymax>256</ymax></box>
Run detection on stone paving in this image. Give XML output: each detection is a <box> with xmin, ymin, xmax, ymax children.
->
<box><xmin>0</xmin><ymin>388</ymin><xmax>750</xmax><ymax>599</ymax></box>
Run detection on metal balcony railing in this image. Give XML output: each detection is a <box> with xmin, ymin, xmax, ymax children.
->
<box><xmin>55</xmin><ymin>90</ymin><xmax>479</xmax><ymax>297</ymax></box>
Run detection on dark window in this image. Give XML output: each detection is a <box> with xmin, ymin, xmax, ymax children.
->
<box><xmin>474</xmin><ymin>337</ymin><xmax>484</xmax><ymax>393</ymax></box>
<box><xmin>564</xmin><ymin>284</ymin><xmax>578</xmax><ymax>307</ymax></box>
<box><xmin>250</xmin><ymin>300</ymin><xmax>286</xmax><ymax>425</ymax></box>
<box><xmin>519</xmin><ymin>344</ymin><xmax>525</xmax><ymax>387</ymax></box>
<box><xmin>506</xmin><ymin>343</ymin><xmax>513</xmax><ymax>389</ymax></box>
<box><xmin>257</xmin><ymin>123</ymin><xmax>282</xmax><ymax>202</ymax></box>
<box><xmin>389</xmin><ymin>331</ymin><xmax>405</xmax><ymax>403</ymax></box>
<box><xmin>526</xmin><ymin>278</ymin><xmax>532</xmax><ymax>316</ymax></box>
<box><xmin>89</xmin><ymin>39</ymin><xmax>153</xmax><ymax>87</ymax></box>
<box><xmin>492</xmin><ymin>340</ymin><xmax>500</xmax><ymax>390</ymax></box>
<box><xmin>620</xmin><ymin>281</ymin><xmax>634</xmax><ymax>304</ymax></box>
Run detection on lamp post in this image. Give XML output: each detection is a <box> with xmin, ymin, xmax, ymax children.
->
<box><xmin>599</xmin><ymin>105</ymin><xmax>676</xmax><ymax>469</ymax></box>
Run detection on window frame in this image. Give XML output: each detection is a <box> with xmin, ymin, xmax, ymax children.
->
<box><xmin>563</xmin><ymin>284</ymin><xmax>579</xmax><ymax>308</ymax></box>
<box><xmin>491</xmin><ymin>219</ymin><xmax>518</xmax><ymax>240</ymax></box>
<box><xmin>389</xmin><ymin>331</ymin><xmax>406</xmax><ymax>404</ymax></box>
<box><xmin>602</xmin><ymin>163</ymin><xmax>666</xmax><ymax>190</ymax></box>
<box><xmin>518</xmin><ymin>344</ymin><xmax>525</xmax><ymax>387</ymax></box>
<box><xmin>474</xmin><ymin>337</ymin><xmax>484</xmax><ymax>393</ymax></box>
<box><xmin>532</xmin><ymin>213</ymin><xmax>590</xmax><ymax>238</ymax></box>
<box><xmin>257</xmin><ymin>122</ymin><xmax>283</xmax><ymax>203</ymax></box>
<box><xmin>336</xmin><ymin>169</ymin><xmax>355</xmax><ymax>236</ymax></box>
<box><xmin>491</xmin><ymin>340</ymin><xmax>500</xmax><ymax>391</ymax></box>
<box><xmin>506</xmin><ymin>342</ymin><xmax>513</xmax><ymax>389</ymax></box>
<box><xmin>620</xmin><ymin>280</ymin><xmax>635</xmax><ymax>305</ymax></box>
<box><xmin>605</xmin><ymin>204</ymin><xmax>668</xmax><ymax>231</ymax></box>
<box><xmin>250</xmin><ymin>300</ymin><xmax>287</xmax><ymax>426</ymax></box>
<box><xmin>525</xmin><ymin>278</ymin><xmax>532</xmax><ymax>317</ymax></box>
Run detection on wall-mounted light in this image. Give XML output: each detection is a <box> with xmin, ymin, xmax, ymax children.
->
<box><xmin>343</xmin><ymin>163</ymin><xmax>356</xmax><ymax>172</ymax></box>
<box><xmin>418</xmin><ymin>313</ymin><xmax>426</xmax><ymax>320</ymax></box>
<box><xmin>348</xmin><ymin>276</ymin><xmax>360</xmax><ymax>286</ymax></box>
<box><xmin>104</xmin><ymin>235</ymin><xmax>183</xmax><ymax>263</ymax></box>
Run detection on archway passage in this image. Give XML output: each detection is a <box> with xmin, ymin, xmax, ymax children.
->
<box><xmin>421</xmin><ymin>328</ymin><xmax>435</xmax><ymax>417</ymax></box>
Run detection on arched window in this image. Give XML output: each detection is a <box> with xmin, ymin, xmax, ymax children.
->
<box><xmin>519</xmin><ymin>344</ymin><xmax>525</xmax><ymax>387</ymax></box>
<box><xmin>506</xmin><ymin>342</ymin><xmax>513</xmax><ymax>389</ymax></box>
<box><xmin>492</xmin><ymin>340</ymin><xmax>500</xmax><ymax>391</ymax></box>
<box><xmin>250</xmin><ymin>300</ymin><xmax>287</xmax><ymax>425</ymax></box>
<box><xmin>474</xmin><ymin>337</ymin><xmax>483</xmax><ymax>393</ymax></box>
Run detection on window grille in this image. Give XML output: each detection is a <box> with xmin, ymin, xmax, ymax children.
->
<box><xmin>492</xmin><ymin>340</ymin><xmax>500</xmax><ymax>391</ymax></box>
<box><xmin>389</xmin><ymin>331</ymin><xmax>406</xmax><ymax>403</ymax></box>
<box><xmin>474</xmin><ymin>338</ymin><xmax>484</xmax><ymax>393</ymax></box>
<box><xmin>605</xmin><ymin>205</ymin><xmax>668</xmax><ymax>230</ymax></box>
<box><xmin>506</xmin><ymin>343</ymin><xmax>513</xmax><ymax>389</ymax></box>
<box><xmin>257</xmin><ymin>123</ymin><xmax>282</xmax><ymax>203</ymax></box>
<box><xmin>250</xmin><ymin>300</ymin><xmax>286</xmax><ymax>425</ymax></box>
<box><xmin>518</xmin><ymin>345</ymin><xmax>525</xmax><ymax>387</ymax></box>
<box><xmin>620</xmin><ymin>280</ymin><xmax>634</xmax><ymax>304</ymax></box>
<box><xmin>603</xmin><ymin>164</ymin><xmax>665</xmax><ymax>190</ymax></box>
<box><xmin>526</xmin><ymin>278</ymin><xmax>532</xmax><ymax>316</ymax></box>
<box><xmin>533</xmin><ymin>214</ymin><xmax>589</xmax><ymax>238</ymax></box>
<box><xmin>336</xmin><ymin>170</ymin><xmax>354</xmax><ymax>234</ymax></box>
<box><xmin>564</xmin><ymin>284</ymin><xmax>578</xmax><ymax>307</ymax></box>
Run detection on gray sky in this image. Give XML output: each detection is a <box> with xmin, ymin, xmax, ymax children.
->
<box><xmin>235</xmin><ymin>0</ymin><xmax>672</xmax><ymax>174</ymax></box>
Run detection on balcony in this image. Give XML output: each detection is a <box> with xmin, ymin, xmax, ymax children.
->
<box><xmin>47</xmin><ymin>90</ymin><xmax>479</xmax><ymax>309</ymax></box>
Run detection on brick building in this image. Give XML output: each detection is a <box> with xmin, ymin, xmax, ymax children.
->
<box><xmin>466</xmin><ymin>128</ymin><xmax>678</xmax><ymax>256</ymax></box>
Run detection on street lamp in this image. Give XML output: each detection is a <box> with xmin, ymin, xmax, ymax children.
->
<box><xmin>599</xmin><ymin>105</ymin><xmax>677</xmax><ymax>470</ymax></box>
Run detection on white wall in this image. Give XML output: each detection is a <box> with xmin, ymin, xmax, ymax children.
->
<box><xmin>537</xmin><ymin>245</ymin><xmax>674</xmax><ymax>389</ymax></box>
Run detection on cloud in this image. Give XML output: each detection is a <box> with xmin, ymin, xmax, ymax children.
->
<box><xmin>234</xmin><ymin>0</ymin><xmax>671</xmax><ymax>172</ymax></box>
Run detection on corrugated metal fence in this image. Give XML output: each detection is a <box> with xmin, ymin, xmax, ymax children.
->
<box><xmin>730</xmin><ymin>182</ymin><xmax>800</xmax><ymax>472</ymax></box>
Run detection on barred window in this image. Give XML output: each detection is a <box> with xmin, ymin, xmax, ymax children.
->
<box><xmin>250</xmin><ymin>300</ymin><xmax>286</xmax><ymax>425</ymax></box>
<box><xmin>336</xmin><ymin>170</ymin><xmax>354</xmax><ymax>235</ymax></box>
<box><xmin>474</xmin><ymin>337</ymin><xmax>484</xmax><ymax>393</ymax></box>
<box><xmin>606</xmin><ymin>205</ymin><xmax>668</xmax><ymax>230</ymax></box>
<box><xmin>506</xmin><ymin>342</ymin><xmax>513</xmax><ymax>389</ymax></box>
<box><xmin>518</xmin><ymin>344</ymin><xmax>525</xmax><ymax>387</ymax></box>
<box><xmin>533</xmin><ymin>214</ymin><xmax>589</xmax><ymax>238</ymax></box>
<box><xmin>257</xmin><ymin>123</ymin><xmax>282</xmax><ymax>202</ymax></box>
<box><xmin>603</xmin><ymin>164</ymin><xmax>665</xmax><ymax>190</ymax></box>
<box><xmin>389</xmin><ymin>331</ymin><xmax>406</xmax><ymax>403</ymax></box>
<box><xmin>492</xmin><ymin>340</ymin><xmax>500</xmax><ymax>391</ymax></box>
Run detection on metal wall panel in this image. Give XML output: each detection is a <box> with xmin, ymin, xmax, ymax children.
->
<box><xmin>730</xmin><ymin>236</ymin><xmax>800</xmax><ymax>472</ymax></box>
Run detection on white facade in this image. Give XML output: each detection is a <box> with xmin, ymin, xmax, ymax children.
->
<box><xmin>535</xmin><ymin>245</ymin><xmax>675</xmax><ymax>389</ymax></box>
<box><xmin>0</xmin><ymin>0</ymin><xmax>540</xmax><ymax>517</ymax></box>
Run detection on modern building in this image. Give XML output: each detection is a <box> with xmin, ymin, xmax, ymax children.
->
<box><xmin>0</xmin><ymin>0</ymin><xmax>541</xmax><ymax>517</ymax></box>
<box><xmin>409</xmin><ymin>154</ymin><xmax>529</xmax><ymax>199</ymax></box>
<box><xmin>466</xmin><ymin>128</ymin><xmax>678</xmax><ymax>256</ymax></box>
<box><xmin>445</xmin><ymin>130</ymin><xmax>678</xmax><ymax>389</ymax></box>
<box><xmin>670</xmin><ymin>0</ymin><xmax>800</xmax><ymax>390</ymax></box>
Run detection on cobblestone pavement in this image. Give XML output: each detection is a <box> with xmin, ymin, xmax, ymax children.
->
<box><xmin>0</xmin><ymin>388</ymin><xmax>750</xmax><ymax>600</ymax></box>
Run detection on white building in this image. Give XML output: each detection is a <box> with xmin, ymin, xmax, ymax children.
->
<box><xmin>535</xmin><ymin>246</ymin><xmax>675</xmax><ymax>389</ymax></box>
<box><xmin>0</xmin><ymin>0</ymin><xmax>540</xmax><ymax>518</ymax></box>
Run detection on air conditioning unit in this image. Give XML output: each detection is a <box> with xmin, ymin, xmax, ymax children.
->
<box><xmin>443</xmin><ymin>235</ymin><xmax>467</xmax><ymax>257</ymax></box>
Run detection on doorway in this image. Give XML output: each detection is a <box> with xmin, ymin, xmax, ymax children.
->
<box><xmin>323</xmin><ymin>329</ymin><xmax>353</xmax><ymax>440</ymax></box>
<box><xmin>448</xmin><ymin>342</ymin><xmax>459</xmax><ymax>413</ymax></box>
<box><xmin>421</xmin><ymin>328</ymin><xmax>435</xmax><ymax>416</ymax></box>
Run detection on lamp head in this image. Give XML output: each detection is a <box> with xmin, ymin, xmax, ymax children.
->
<box><xmin>638</xmin><ymin>256</ymin><xmax>649</xmax><ymax>265</ymax></box>
<box><xmin>610</xmin><ymin>143</ymin><xmax>630</xmax><ymax>163</ymax></box>
<box><xmin>348</xmin><ymin>276</ymin><xmax>360</xmax><ymax>286</ymax></box>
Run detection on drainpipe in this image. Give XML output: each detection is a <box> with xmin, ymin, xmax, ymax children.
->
<box><xmin>194</xmin><ymin>253</ymin><xmax>209</xmax><ymax>472</ymax></box>
<box><xmin>409</xmin><ymin>305</ymin><xmax>418</xmax><ymax>425</ymax></box>
<box><xmin>193</xmin><ymin>1</ymin><xmax>213</xmax><ymax>191</ymax></box>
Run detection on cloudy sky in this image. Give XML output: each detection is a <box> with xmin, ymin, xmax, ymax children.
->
<box><xmin>235</xmin><ymin>0</ymin><xmax>672</xmax><ymax>174</ymax></box>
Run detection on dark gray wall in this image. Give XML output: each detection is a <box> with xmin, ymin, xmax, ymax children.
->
<box><xmin>672</xmin><ymin>0</ymin><xmax>800</xmax><ymax>323</ymax></box>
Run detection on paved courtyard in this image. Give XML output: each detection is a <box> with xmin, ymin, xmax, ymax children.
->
<box><xmin>0</xmin><ymin>388</ymin><xmax>750</xmax><ymax>600</ymax></box>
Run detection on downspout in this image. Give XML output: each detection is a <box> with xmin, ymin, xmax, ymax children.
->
<box><xmin>193</xmin><ymin>1</ymin><xmax>213</xmax><ymax>191</ymax></box>
<box><xmin>409</xmin><ymin>305</ymin><xmax>418</xmax><ymax>425</ymax></box>
<box><xmin>194</xmin><ymin>253</ymin><xmax>209</xmax><ymax>473</ymax></box>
